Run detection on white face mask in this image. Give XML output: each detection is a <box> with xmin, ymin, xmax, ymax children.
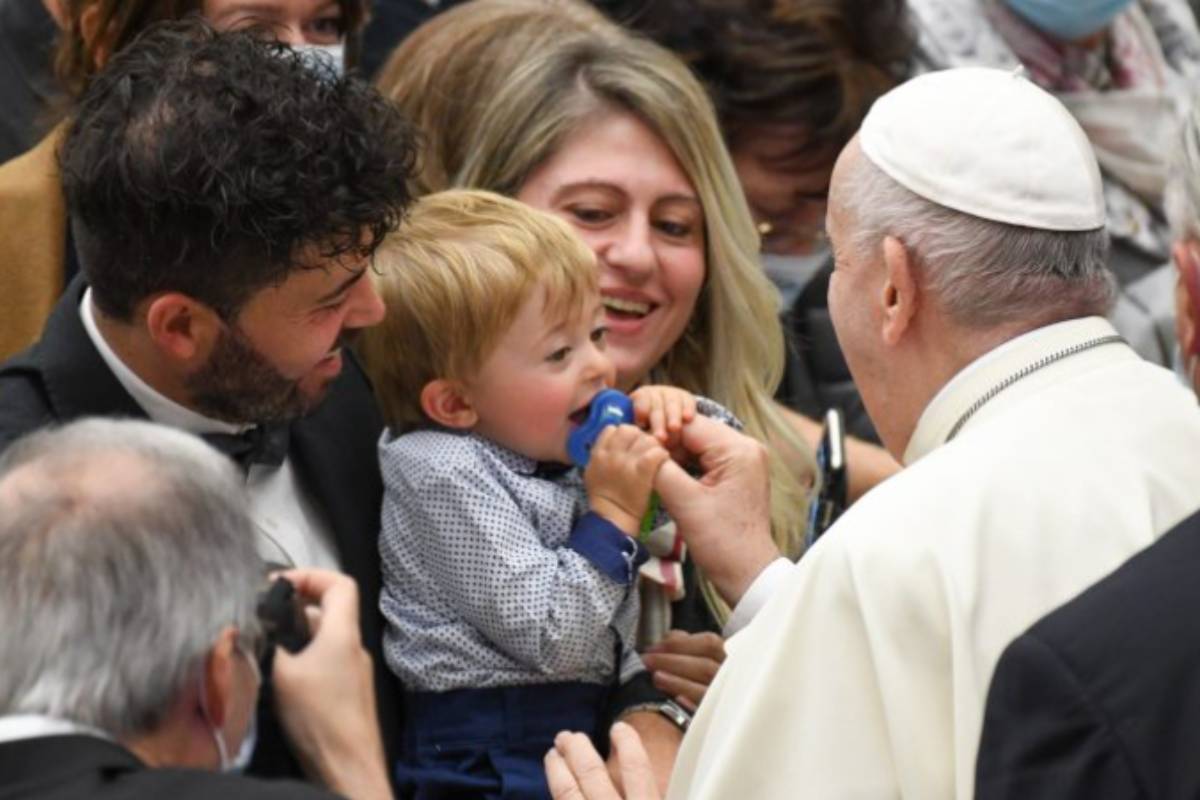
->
<box><xmin>199</xmin><ymin>646</ymin><xmax>261</xmax><ymax>774</ymax></box>
<box><xmin>292</xmin><ymin>42</ymin><xmax>345</xmax><ymax>77</ymax></box>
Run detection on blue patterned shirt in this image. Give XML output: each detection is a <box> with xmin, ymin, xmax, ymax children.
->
<box><xmin>379</xmin><ymin>429</ymin><xmax>646</xmax><ymax>692</ymax></box>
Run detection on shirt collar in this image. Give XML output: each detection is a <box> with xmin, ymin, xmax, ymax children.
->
<box><xmin>0</xmin><ymin>714</ymin><xmax>113</xmax><ymax>746</ymax></box>
<box><xmin>79</xmin><ymin>288</ymin><xmax>248</xmax><ymax>436</ymax></box>
<box><xmin>407</xmin><ymin>427</ymin><xmax>570</xmax><ymax>478</ymax></box>
<box><xmin>904</xmin><ymin>316</ymin><xmax>1124</xmax><ymax>465</ymax></box>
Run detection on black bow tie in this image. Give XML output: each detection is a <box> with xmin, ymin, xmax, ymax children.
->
<box><xmin>204</xmin><ymin>424</ymin><xmax>290</xmax><ymax>471</ymax></box>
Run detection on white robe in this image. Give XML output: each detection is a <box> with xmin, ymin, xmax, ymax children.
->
<box><xmin>669</xmin><ymin>317</ymin><xmax>1200</xmax><ymax>799</ymax></box>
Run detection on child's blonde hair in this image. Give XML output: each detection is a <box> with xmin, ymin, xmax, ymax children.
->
<box><xmin>358</xmin><ymin>189</ymin><xmax>598</xmax><ymax>433</ymax></box>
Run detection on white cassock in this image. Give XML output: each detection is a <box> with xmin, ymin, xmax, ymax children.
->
<box><xmin>669</xmin><ymin>316</ymin><xmax>1200</xmax><ymax>799</ymax></box>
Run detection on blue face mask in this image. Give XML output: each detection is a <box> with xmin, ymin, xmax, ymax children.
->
<box><xmin>1004</xmin><ymin>0</ymin><xmax>1136</xmax><ymax>42</ymax></box>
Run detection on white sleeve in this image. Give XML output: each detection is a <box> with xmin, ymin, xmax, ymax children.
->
<box><xmin>722</xmin><ymin>557</ymin><xmax>794</xmax><ymax>638</ymax></box>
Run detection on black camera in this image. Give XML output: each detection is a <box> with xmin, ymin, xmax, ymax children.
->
<box><xmin>256</xmin><ymin>576</ymin><xmax>311</xmax><ymax>656</ymax></box>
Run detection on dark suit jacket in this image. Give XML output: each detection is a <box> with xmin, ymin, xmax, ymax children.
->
<box><xmin>0</xmin><ymin>735</ymin><xmax>338</xmax><ymax>799</ymax></box>
<box><xmin>0</xmin><ymin>278</ymin><xmax>402</xmax><ymax>782</ymax></box>
<box><xmin>976</xmin><ymin>507</ymin><xmax>1200</xmax><ymax>800</ymax></box>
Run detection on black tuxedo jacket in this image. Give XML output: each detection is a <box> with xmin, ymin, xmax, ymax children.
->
<box><xmin>0</xmin><ymin>278</ymin><xmax>402</xmax><ymax>781</ymax></box>
<box><xmin>0</xmin><ymin>735</ymin><xmax>338</xmax><ymax>799</ymax></box>
<box><xmin>976</xmin><ymin>507</ymin><xmax>1200</xmax><ymax>800</ymax></box>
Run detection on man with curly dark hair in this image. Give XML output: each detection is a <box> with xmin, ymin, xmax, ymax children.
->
<box><xmin>0</xmin><ymin>18</ymin><xmax>417</xmax><ymax>786</ymax></box>
<box><xmin>0</xmin><ymin>0</ymin><xmax>373</xmax><ymax>362</ymax></box>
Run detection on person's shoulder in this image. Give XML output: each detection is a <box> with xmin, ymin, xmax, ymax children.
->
<box><xmin>314</xmin><ymin>349</ymin><xmax>382</xmax><ymax>419</ymax></box>
<box><xmin>293</xmin><ymin>349</ymin><xmax>384</xmax><ymax>452</ymax></box>
<box><xmin>1029</xmin><ymin>507</ymin><xmax>1200</xmax><ymax>656</ymax></box>
<box><xmin>380</xmin><ymin>426</ymin><xmax>479</xmax><ymax>463</ymax></box>
<box><xmin>379</xmin><ymin>428</ymin><xmax>504</xmax><ymax>489</ymax></box>
<box><xmin>121</xmin><ymin>768</ymin><xmax>342</xmax><ymax>800</ymax></box>
<box><xmin>0</xmin><ymin>127</ymin><xmax>63</xmax><ymax>201</ymax></box>
<box><xmin>0</xmin><ymin>342</ymin><xmax>56</xmax><ymax>453</ymax></box>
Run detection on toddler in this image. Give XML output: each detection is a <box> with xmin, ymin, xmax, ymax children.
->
<box><xmin>357</xmin><ymin>190</ymin><xmax>694</xmax><ymax>798</ymax></box>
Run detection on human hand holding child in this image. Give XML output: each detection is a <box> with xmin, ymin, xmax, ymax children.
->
<box><xmin>631</xmin><ymin>386</ymin><xmax>696</xmax><ymax>448</ymax></box>
<box><xmin>585</xmin><ymin>425</ymin><xmax>670</xmax><ymax>535</ymax></box>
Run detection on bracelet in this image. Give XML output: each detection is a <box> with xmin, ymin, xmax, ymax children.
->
<box><xmin>618</xmin><ymin>699</ymin><xmax>692</xmax><ymax>732</ymax></box>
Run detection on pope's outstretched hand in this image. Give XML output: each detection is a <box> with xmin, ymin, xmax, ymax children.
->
<box><xmin>653</xmin><ymin>414</ymin><xmax>779</xmax><ymax>607</ymax></box>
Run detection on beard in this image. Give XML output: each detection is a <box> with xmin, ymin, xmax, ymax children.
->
<box><xmin>185</xmin><ymin>324</ymin><xmax>321</xmax><ymax>424</ymax></box>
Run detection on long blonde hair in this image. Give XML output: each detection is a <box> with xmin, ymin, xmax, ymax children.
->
<box><xmin>379</xmin><ymin>6</ymin><xmax>815</xmax><ymax>623</ymax></box>
<box><xmin>376</xmin><ymin>0</ymin><xmax>617</xmax><ymax>196</ymax></box>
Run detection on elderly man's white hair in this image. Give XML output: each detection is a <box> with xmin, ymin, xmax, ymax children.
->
<box><xmin>0</xmin><ymin>418</ymin><xmax>262</xmax><ymax>739</ymax></box>
<box><xmin>841</xmin><ymin>151</ymin><xmax>1116</xmax><ymax>328</ymax></box>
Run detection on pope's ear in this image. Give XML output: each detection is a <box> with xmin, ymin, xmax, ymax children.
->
<box><xmin>143</xmin><ymin>293</ymin><xmax>223</xmax><ymax>365</ymax></box>
<box><xmin>420</xmin><ymin>379</ymin><xmax>478</xmax><ymax>429</ymax></box>
<box><xmin>880</xmin><ymin>235</ymin><xmax>918</xmax><ymax>347</ymax></box>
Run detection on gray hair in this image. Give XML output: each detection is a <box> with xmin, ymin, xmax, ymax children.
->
<box><xmin>842</xmin><ymin>150</ymin><xmax>1115</xmax><ymax>328</ymax></box>
<box><xmin>1166</xmin><ymin>100</ymin><xmax>1200</xmax><ymax>243</ymax></box>
<box><xmin>0</xmin><ymin>419</ymin><xmax>262</xmax><ymax>739</ymax></box>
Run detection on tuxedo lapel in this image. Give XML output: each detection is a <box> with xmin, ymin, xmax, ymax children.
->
<box><xmin>286</xmin><ymin>348</ymin><xmax>402</xmax><ymax>764</ymax></box>
<box><xmin>288</xmin><ymin>349</ymin><xmax>384</xmax><ymax>605</ymax></box>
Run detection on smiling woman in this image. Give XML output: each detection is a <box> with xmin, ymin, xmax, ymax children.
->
<box><xmin>379</xmin><ymin>2</ymin><xmax>816</xmax><ymax>631</ymax></box>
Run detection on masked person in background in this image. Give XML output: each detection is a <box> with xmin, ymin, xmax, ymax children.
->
<box><xmin>907</xmin><ymin>0</ymin><xmax>1200</xmax><ymax>367</ymax></box>
<box><xmin>0</xmin><ymin>0</ymin><xmax>370</xmax><ymax>362</ymax></box>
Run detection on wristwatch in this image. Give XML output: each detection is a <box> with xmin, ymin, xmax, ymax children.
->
<box><xmin>622</xmin><ymin>699</ymin><xmax>693</xmax><ymax>733</ymax></box>
<box><xmin>657</xmin><ymin>699</ymin><xmax>692</xmax><ymax>732</ymax></box>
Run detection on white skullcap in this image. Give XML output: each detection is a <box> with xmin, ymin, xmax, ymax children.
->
<box><xmin>859</xmin><ymin>67</ymin><xmax>1106</xmax><ymax>231</ymax></box>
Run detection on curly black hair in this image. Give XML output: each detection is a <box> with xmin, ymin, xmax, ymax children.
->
<box><xmin>61</xmin><ymin>18</ymin><xmax>418</xmax><ymax>321</ymax></box>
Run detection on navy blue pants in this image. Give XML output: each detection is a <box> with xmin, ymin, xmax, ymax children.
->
<box><xmin>396</xmin><ymin>682</ymin><xmax>610</xmax><ymax>800</ymax></box>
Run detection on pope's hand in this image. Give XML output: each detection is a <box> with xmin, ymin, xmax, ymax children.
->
<box><xmin>653</xmin><ymin>414</ymin><xmax>778</xmax><ymax>606</ymax></box>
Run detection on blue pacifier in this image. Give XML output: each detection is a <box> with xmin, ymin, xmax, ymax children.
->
<box><xmin>567</xmin><ymin>388</ymin><xmax>634</xmax><ymax>467</ymax></box>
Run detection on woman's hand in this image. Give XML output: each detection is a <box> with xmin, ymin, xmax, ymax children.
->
<box><xmin>641</xmin><ymin>630</ymin><xmax>726</xmax><ymax>712</ymax></box>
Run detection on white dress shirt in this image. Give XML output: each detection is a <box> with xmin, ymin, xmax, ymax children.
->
<box><xmin>0</xmin><ymin>714</ymin><xmax>111</xmax><ymax>745</ymax></box>
<box><xmin>80</xmin><ymin>290</ymin><xmax>340</xmax><ymax>570</ymax></box>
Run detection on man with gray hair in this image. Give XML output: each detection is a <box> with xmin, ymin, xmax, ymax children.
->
<box><xmin>542</xmin><ymin>67</ymin><xmax>1200</xmax><ymax>800</ymax></box>
<box><xmin>0</xmin><ymin>419</ymin><xmax>392</xmax><ymax>799</ymax></box>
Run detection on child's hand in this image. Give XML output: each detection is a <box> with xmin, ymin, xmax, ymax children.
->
<box><xmin>631</xmin><ymin>385</ymin><xmax>697</xmax><ymax>447</ymax></box>
<box><xmin>584</xmin><ymin>425</ymin><xmax>670</xmax><ymax>536</ymax></box>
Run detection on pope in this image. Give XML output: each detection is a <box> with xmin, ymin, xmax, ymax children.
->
<box><xmin>544</xmin><ymin>66</ymin><xmax>1200</xmax><ymax>799</ymax></box>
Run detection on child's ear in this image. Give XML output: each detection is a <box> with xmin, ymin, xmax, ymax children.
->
<box><xmin>420</xmin><ymin>379</ymin><xmax>478</xmax><ymax>429</ymax></box>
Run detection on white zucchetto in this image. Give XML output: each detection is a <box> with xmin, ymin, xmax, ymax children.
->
<box><xmin>859</xmin><ymin>67</ymin><xmax>1106</xmax><ymax>231</ymax></box>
